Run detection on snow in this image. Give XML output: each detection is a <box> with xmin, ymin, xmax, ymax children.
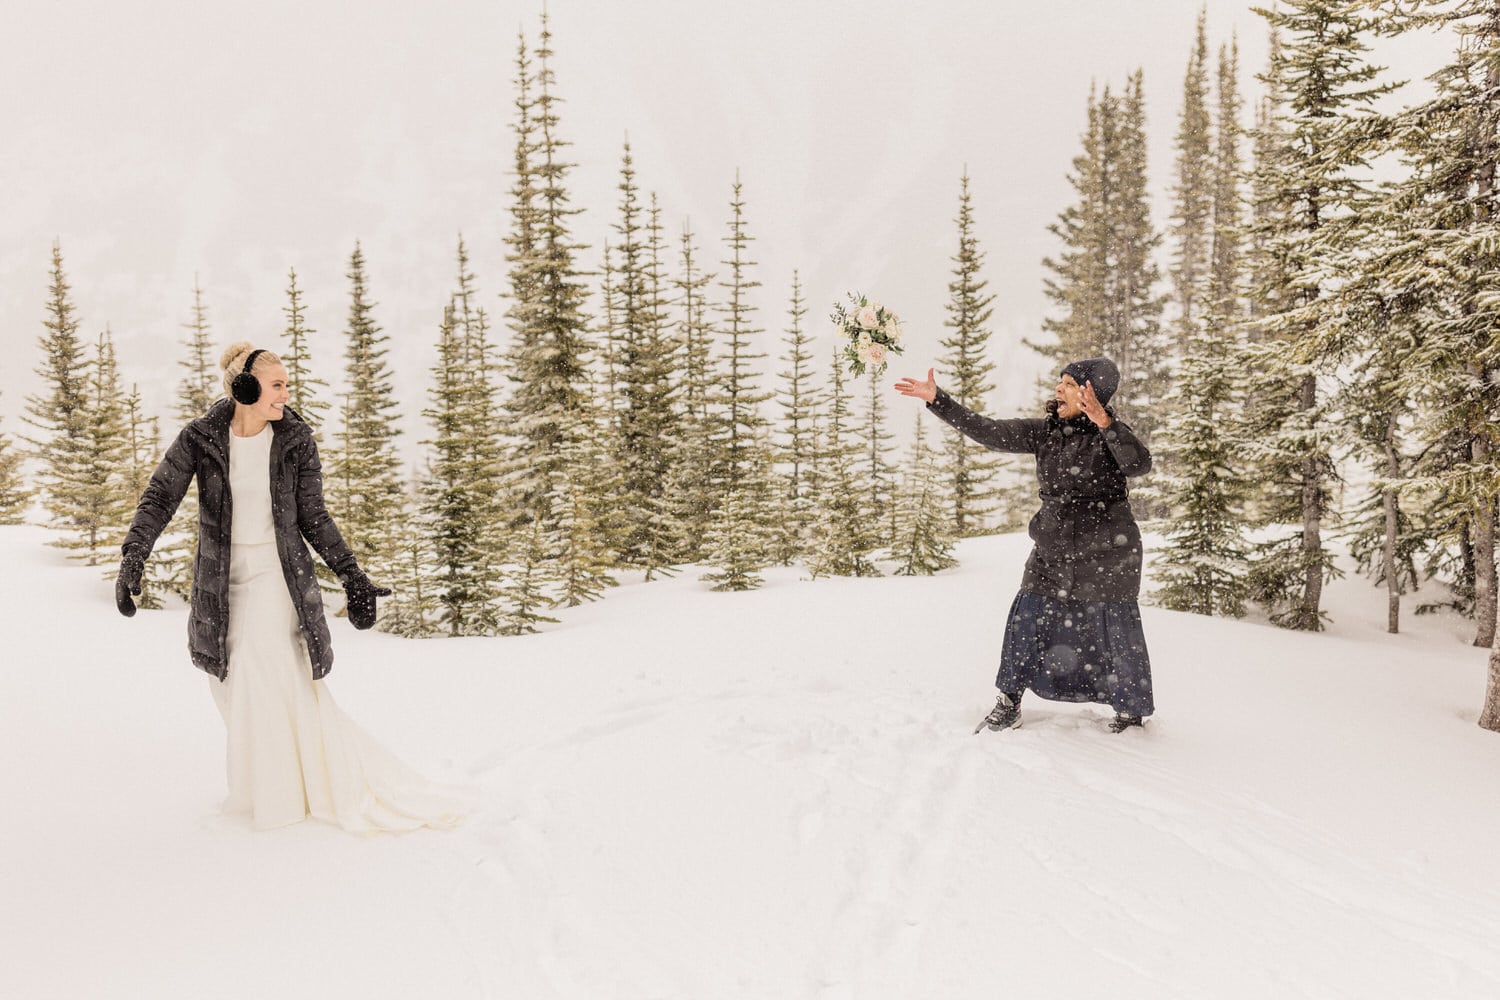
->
<box><xmin>3</xmin><ymin>522</ymin><xmax>1499</xmax><ymax>999</ymax></box>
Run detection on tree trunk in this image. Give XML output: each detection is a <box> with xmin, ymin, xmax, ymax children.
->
<box><xmin>1473</xmin><ymin>421</ymin><xmax>1497</xmax><ymax>648</ymax></box>
<box><xmin>1383</xmin><ymin>407</ymin><xmax>1401</xmax><ymax>634</ymax></box>
<box><xmin>1299</xmin><ymin>372</ymin><xmax>1324</xmax><ymax>630</ymax></box>
<box><xmin>1479</xmin><ymin>637</ymin><xmax>1500</xmax><ymax>732</ymax></box>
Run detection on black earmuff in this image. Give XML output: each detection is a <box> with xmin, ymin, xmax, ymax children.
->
<box><xmin>230</xmin><ymin>349</ymin><xmax>266</xmax><ymax>405</ymax></box>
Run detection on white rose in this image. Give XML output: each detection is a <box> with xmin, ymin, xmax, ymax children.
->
<box><xmin>867</xmin><ymin>343</ymin><xmax>888</xmax><ymax>367</ymax></box>
<box><xmin>856</xmin><ymin>306</ymin><xmax>879</xmax><ymax>330</ymax></box>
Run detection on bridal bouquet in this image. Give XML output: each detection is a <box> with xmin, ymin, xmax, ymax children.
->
<box><xmin>832</xmin><ymin>293</ymin><xmax>903</xmax><ymax>378</ymax></box>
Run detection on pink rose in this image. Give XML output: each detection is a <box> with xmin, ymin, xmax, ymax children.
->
<box><xmin>867</xmin><ymin>343</ymin><xmax>887</xmax><ymax>366</ymax></box>
<box><xmin>856</xmin><ymin>306</ymin><xmax>879</xmax><ymax>330</ymax></box>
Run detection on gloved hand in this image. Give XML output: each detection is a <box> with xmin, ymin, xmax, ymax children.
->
<box><xmin>115</xmin><ymin>549</ymin><xmax>145</xmax><ymax>617</ymax></box>
<box><xmin>342</xmin><ymin>569</ymin><xmax>392</xmax><ymax>630</ymax></box>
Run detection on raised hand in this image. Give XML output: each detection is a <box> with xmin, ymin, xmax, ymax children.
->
<box><xmin>1080</xmin><ymin>380</ymin><xmax>1113</xmax><ymax>428</ymax></box>
<box><xmin>894</xmin><ymin>367</ymin><xmax>938</xmax><ymax>404</ymax></box>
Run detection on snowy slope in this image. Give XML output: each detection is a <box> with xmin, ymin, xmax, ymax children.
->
<box><xmin>2</xmin><ymin>523</ymin><xmax>1498</xmax><ymax>1000</ymax></box>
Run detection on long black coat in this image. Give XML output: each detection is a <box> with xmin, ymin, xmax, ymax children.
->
<box><xmin>927</xmin><ymin>388</ymin><xmax>1152</xmax><ymax>603</ymax></box>
<box><xmin>122</xmin><ymin>400</ymin><xmax>358</xmax><ymax>680</ymax></box>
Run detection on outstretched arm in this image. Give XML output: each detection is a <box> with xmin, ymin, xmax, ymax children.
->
<box><xmin>896</xmin><ymin>368</ymin><xmax>1043</xmax><ymax>455</ymax></box>
<box><xmin>294</xmin><ymin>439</ymin><xmax>359</xmax><ymax>580</ymax></box>
<box><xmin>122</xmin><ymin>427</ymin><xmax>196</xmax><ymax>559</ymax></box>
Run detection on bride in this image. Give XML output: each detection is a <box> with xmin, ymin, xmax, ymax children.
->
<box><xmin>116</xmin><ymin>341</ymin><xmax>471</xmax><ymax>833</ymax></box>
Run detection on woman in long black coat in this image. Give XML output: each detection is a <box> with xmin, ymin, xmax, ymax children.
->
<box><xmin>896</xmin><ymin>358</ymin><xmax>1155</xmax><ymax>733</ymax></box>
<box><xmin>116</xmin><ymin>341</ymin><xmax>470</xmax><ymax>831</ymax></box>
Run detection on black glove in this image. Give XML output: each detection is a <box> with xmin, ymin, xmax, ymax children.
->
<box><xmin>115</xmin><ymin>550</ymin><xmax>145</xmax><ymax>617</ymax></box>
<box><xmin>342</xmin><ymin>569</ymin><xmax>392</xmax><ymax>630</ymax></box>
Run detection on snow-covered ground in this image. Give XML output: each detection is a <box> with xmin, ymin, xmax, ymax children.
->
<box><xmin>3</xmin><ymin>522</ymin><xmax>1498</xmax><ymax>1000</ymax></box>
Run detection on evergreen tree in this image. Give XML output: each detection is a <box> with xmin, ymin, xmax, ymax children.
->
<box><xmin>774</xmin><ymin>270</ymin><xmax>819</xmax><ymax>564</ymax></box>
<box><xmin>546</xmin><ymin>406</ymin><xmax>620</xmax><ymax>607</ymax></box>
<box><xmin>176</xmin><ymin>278</ymin><xmax>217</xmax><ymax>423</ymax></box>
<box><xmin>282</xmin><ymin>267</ymin><xmax>330</xmax><ymax>436</ymax></box>
<box><xmin>1112</xmin><ymin>71</ymin><xmax>1173</xmax><ymax>444</ymax></box>
<box><xmin>716</xmin><ymin>173</ymin><xmax>772</xmax><ymax>491</ymax></box>
<box><xmin>1153</xmin><ymin>31</ymin><xmax>1254</xmax><ymax>613</ymax></box>
<box><xmin>500</xmin><ymin>516</ymin><xmax>560</xmax><ymax>636</ymax></box>
<box><xmin>421</xmin><ymin>301</ymin><xmax>493</xmax><ymax>636</ymax></box>
<box><xmin>1168</xmin><ymin>11</ymin><xmax>1215</xmax><ymax>360</ymax></box>
<box><xmin>0</xmin><ymin>395</ymin><xmax>32</xmax><ymax>523</ymax></box>
<box><xmin>610</xmin><ymin>146</ymin><xmax>683</xmax><ymax>576</ymax></box>
<box><xmin>1240</xmin><ymin>0</ymin><xmax>1392</xmax><ymax>631</ymax></box>
<box><xmin>701</xmin><ymin>428</ymin><xmax>778</xmax><ymax>592</ymax></box>
<box><xmin>808</xmin><ymin>348</ymin><xmax>880</xmax><ymax>578</ymax></box>
<box><xmin>865</xmin><ymin>374</ymin><xmax>898</xmax><ymax>540</ymax></box>
<box><xmin>1038</xmin><ymin>78</ymin><xmax>1170</xmax><ymax>442</ymax></box>
<box><xmin>501</xmin><ymin>13</ymin><xmax>596</xmax><ymax>546</ymax></box>
<box><xmin>23</xmin><ymin>242</ymin><xmax>92</xmax><ymax>532</ymax></box>
<box><xmin>377</xmin><ymin>477</ymin><xmax>441</xmax><ymax>638</ymax></box>
<box><xmin>669</xmin><ymin>223</ymin><xmax>722</xmax><ymax>563</ymax></box>
<box><xmin>940</xmin><ymin>172</ymin><xmax>1004</xmax><ymax>535</ymax></box>
<box><xmin>1152</xmin><ymin>319</ymin><xmax>1250</xmax><ymax>616</ymax></box>
<box><xmin>1371</xmin><ymin>1</ymin><xmax>1500</xmax><ymax>662</ymax></box>
<box><xmin>892</xmin><ymin>415</ymin><xmax>958</xmax><ymax>576</ymax></box>
<box><xmin>453</xmin><ymin>238</ymin><xmax>509</xmax><ymax>631</ymax></box>
<box><xmin>57</xmin><ymin>328</ymin><xmax>132</xmax><ymax>566</ymax></box>
<box><xmin>328</xmin><ymin>242</ymin><xmax>404</xmax><ymax>582</ymax></box>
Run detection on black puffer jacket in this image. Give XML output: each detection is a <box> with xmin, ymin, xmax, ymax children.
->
<box><xmin>122</xmin><ymin>400</ymin><xmax>358</xmax><ymax>680</ymax></box>
<box><xmin>927</xmin><ymin>388</ymin><xmax>1152</xmax><ymax>603</ymax></box>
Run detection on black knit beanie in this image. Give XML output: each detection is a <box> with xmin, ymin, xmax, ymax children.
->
<box><xmin>1061</xmin><ymin>357</ymin><xmax>1120</xmax><ymax>406</ymax></box>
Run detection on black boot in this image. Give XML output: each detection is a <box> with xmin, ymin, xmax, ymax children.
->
<box><xmin>975</xmin><ymin>693</ymin><xmax>1022</xmax><ymax>733</ymax></box>
<box><xmin>1108</xmin><ymin>713</ymin><xmax>1144</xmax><ymax>733</ymax></box>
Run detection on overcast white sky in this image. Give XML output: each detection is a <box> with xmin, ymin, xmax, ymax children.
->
<box><xmin>0</xmin><ymin>1</ymin><xmax>1456</xmax><ymax>448</ymax></box>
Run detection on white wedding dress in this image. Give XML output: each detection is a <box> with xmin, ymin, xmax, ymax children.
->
<box><xmin>210</xmin><ymin>425</ymin><xmax>472</xmax><ymax>833</ymax></box>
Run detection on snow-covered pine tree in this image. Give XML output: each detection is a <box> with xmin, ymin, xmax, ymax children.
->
<box><xmin>546</xmin><ymin>402</ymin><xmax>620</xmax><ymax>607</ymax></box>
<box><xmin>1369</xmin><ymin>1</ymin><xmax>1500</xmax><ymax>661</ymax></box>
<box><xmin>0</xmin><ymin>393</ymin><xmax>33</xmax><ymax>523</ymax></box>
<box><xmin>421</xmin><ymin>300</ymin><xmax>493</xmax><ymax>637</ymax></box>
<box><xmin>282</xmin><ymin>267</ymin><xmax>330</xmax><ymax>437</ymax></box>
<box><xmin>377</xmin><ymin>476</ymin><xmax>440</xmax><ymax>638</ymax></box>
<box><xmin>698</xmin><ymin>174</ymin><xmax>777</xmax><ymax>589</ymax></box>
<box><xmin>1151</xmin><ymin>314</ymin><xmax>1250</xmax><ymax>616</ymax></box>
<box><xmin>893</xmin><ymin>414</ymin><xmax>958</xmax><ymax>576</ymax></box>
<box><xmin>1168</xmin><ymin>11</ymin><xmax>1214</xmax><ymax>361</ymax></box>
<box><xmin>715</xmin><ymin>173</ymin><xmax>773</xmax><ymax>497</ymax></box>
<box><xmin>176</xmin><ymin>278</ymin><xmax>217</xmax><ymax>422</ymax></box>
<box><xmin>773</xmin><ymin>270</ymin><xmax>819</xmax><ymax>564</ymax></box>
<box><xmin>1240</xmin><ymin>0</ymin><xmax>1392</xmax><ymax>631</ymax></box>
<box><xmin>56</xmin><ymin>328</ymin><xmax>132</xmax><ymax>566</ymax></box>
<box><xmin>1153</xmin><ymin>30</ymin><xmax>1255</xmax><ymax>614</ymax></box>
<box><xmin>668</xmin><ymin>223</ymin><xmax>722</xmax><ymax>563</ymax></box>
<box><xmin>23</xmin><ymin>242</ymin><xmax>92</xmax><ymax>534</ymax></box>
<box><xmin>610</xmin><ymin>146</ymin><xmax>683</xmax><ymax>577</ymax></box>
<box><xmin>1338</xmin><ymin>290</ymin><xmax>1423</xmax><ymax>634</ymax></box>
<box><xmin>1037</xmin><ymin>78</ymin><xmax>1169</xmax><ymax>443</ymax></box>
<box><xmin>808</xmin><ymin>347</ymin><xmax>880</xmax><ymax>579</ymax></box>
<box><xmin>328</xmin><ymin>242</ymin><xmax>404</xmax><ymax>584</ymax></box>
<box><xmin>701</xmin><ymin>426</ymin><xmax>779</xmax><ymax>592</ymax></box>
<box><xmin>500</xmin><ymin>516</ymin><xmax>560</xmax><ymax>636</ymax></box>
<box><xmin>865</xmin><ymin>374</ymin><xmax>897</xmax><ymax>542</ymax></box>
<box><xmin>453</xmin><ymin>238</ymin><xmax>508</xmax><ymax>632</ymax></box>
<box><xmin>500</xmin><ymin>14</ymin><xmax>596</xmax><ymax>549</ymax></box>
<box><xmin>1112</xmin><ymin>71</ymin><xmax>1172</xmax><ymax>446</ymax></box>
<box><xmin>940</xmin><ymin>171</ymin><xmax>1004</xmax><ymax>536</ymax></box>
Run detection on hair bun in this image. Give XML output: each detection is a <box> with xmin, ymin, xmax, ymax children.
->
<box><xmin>220</xmin><ymin>340</ymin><xmax>255</xmax><ymax>374</ymax></box>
